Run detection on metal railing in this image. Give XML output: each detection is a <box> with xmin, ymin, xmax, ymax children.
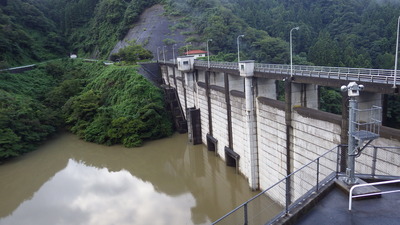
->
<box><xmin>349</xmin><ymin>179</ymin><xmax>400</xmax><ymax>210</ymax></box>
<box><xmin>212</xmin><ymin>144</ymin><xmax>400</xmax><ymax>225</ymax></box>
<box><xmin>189</xmin><ymin>60</ymin><xmax>399</xmax><ymax>85</ymax></box>
<box><xmin>194</xmin><ymin>60</ymin><xmax>239</xmax><ymax>70</ymax></box>
<box><xmin>254</xmin><ymin>63</ymin><xmax>396</xmax><ymax>84</ymax></box>
<box><xmin>355</xmin><ymin>146</ymin><xmax>400</xmax><ymax>177</ymax></box>
<box><xmin>212</xmin><ymin>145</ymin><xmax>341</xmax><ymax>225</ymax></box>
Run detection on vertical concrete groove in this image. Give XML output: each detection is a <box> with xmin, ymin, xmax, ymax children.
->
<box><xmin>206</xmin><ymin>70</ymin><xmax>213</xmax><ymax>136</ymax></box>
<box><xmin>172</xmin><ymin>65</ymin><xmax>177</xmax><ymax>89</ymax></box>
<box><xmin>183</xmin><ymin>72</ymin><xmax>187</xmax><ymax>111</ymax></box>
<box><xmin>285</xmin><ymin>79</ymin><xmax>293</xmax><ymax>204</ymax></box>
<box><xmin>225</xmin><ymin>73</ymin><xmax>233</xmax><ymax>149</ymax></box>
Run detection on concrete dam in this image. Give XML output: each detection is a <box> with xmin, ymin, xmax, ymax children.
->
<box><xmin>154</xmin><ymin>57</ymin><xmax>400</xmax><ymax>198</ymax></box>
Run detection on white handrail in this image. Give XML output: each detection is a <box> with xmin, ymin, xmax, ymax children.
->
<box><xmin>349</xmin><ymin>179</ymin><xmax>400</xmax><ymax>210</ymax></box>
<box><xmin>190</xmin><ymin>61</ymin><xmax>398</xmax><ymax>85</ymax></box>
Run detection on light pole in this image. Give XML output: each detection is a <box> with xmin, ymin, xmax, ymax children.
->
<box><xmin>207</xmin><ymin>39</ymin><xmax>212</xmax><ymax>68</ymax></box>
<box><xmin>172</xmin><ymin>44</ymin><xmax>177</xmax><ymax>64</ymax></box>
<box><xmin>394</xmin><ymin>16</ymin><xmax>400</xmax><ymax>88</ymax></box>
<box><xmin>290</xmin><ymin>26</ymin><xmax>300</xmax><ymax>78</ymax></box>
<box><xmin>237</xmin><ymin>35</ymin><xmax>244</xmax><ymax>64</ymax></box>
<box><xmin>157</xmin><ymin>47</ymin><xmax>160</xmax><ymax>62</ymax></box>
<box><xmin>163</xmin><ymin>46</ymin><xmax>166</xmax><ymax>63</ymax></box>
<box><xmin>186</xmin><ymin>42</ymin><xmax>192</xmax><ymax>55</ymax></box>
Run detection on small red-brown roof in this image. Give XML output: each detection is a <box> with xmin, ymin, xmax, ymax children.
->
<box><xmin>185</xmin><ymin>50</ymin><xmax>207</xmax><ymax>55</ymax></box>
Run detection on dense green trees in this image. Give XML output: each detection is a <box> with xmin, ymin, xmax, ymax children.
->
<box><xmin>63</xmin><ymin>65</ymin><xmax>173</xmax><ymax>147</ymax></box>
<box><xmin>226</xmin><ymin>0</ymin><xmax>400</xmax><ymax>68</ymax></box>
<box><xmin>0</xmin><ymin>60</ymin><xmax>173</xmax><ymax>161</ymax></box>
<box><xmin>3</xmin><ymin>0</ymin><xmax>400</xmax><ymax>68</ymax></box>
<box><xmin>163</xmin><ymin>0</ymin><xmax>400</xmax><ymax>69</ymax></box>
<box><xmin>0</xmin><ymin>0</ymin><xmax>65</xmax><ymax>67</ymax></box>
<box><xmin>0</xmin><ymin>63</ymin><xmax>62</xmax><ymax>160</ymax></box>
<box><xmin>110</xmin><ymin>42</ymin><xmax>153</xmax><ymax>63</ymax></box>
<box><xmin>41</xmin><ymin>0</ymin><xmax>160</xmax><ymax>58</ymax></box>
<box><xmin>0</xmin><ymin>0</ymin><xmax>160</xmax><ymax>66</ymax></box>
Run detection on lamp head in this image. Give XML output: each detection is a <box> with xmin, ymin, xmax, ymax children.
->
<box><xmin>294</xmin><ymin>26</ymin><xmax>300</xmax><ymax>30</ymax></box>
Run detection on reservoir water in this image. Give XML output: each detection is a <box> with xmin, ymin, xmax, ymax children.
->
<box><xmin>0</xmin><ymin>132</ymin><xmax>262</xmax><ymax>225</ymax></box>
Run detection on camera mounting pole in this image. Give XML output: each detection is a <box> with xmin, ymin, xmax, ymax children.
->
<box><xmin>341</xmin><ymin>82</ymin><xmax>364</xmax><ymax>185</ymax></box>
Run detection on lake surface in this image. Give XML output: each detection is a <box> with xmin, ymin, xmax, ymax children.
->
<box><xmin>0</xmin><ymin>132</ymin><xmax>262</xmax><ymax>225</ymax></box>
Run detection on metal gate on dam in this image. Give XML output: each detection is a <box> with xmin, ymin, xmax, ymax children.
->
<box><xmin>156</xmin><ymin>57</ymin><xmax>400</xmax><ymax>196</ymax></box>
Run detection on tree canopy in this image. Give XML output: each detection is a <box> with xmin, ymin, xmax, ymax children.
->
<box><xmin>0</xmin><ymin>60</ymin><xmax>173</xmax><ymax>161</ymax></box>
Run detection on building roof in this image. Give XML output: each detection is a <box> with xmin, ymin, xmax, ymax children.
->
<box><xmin>185</xmin><ymin>50</ymin><xmax>207</xmax><ymax>55</ymax></box>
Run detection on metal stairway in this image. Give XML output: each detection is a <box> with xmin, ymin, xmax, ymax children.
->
<box><xmin>162</xmin><ymin>85</ymin><xmax>187</xmax><ymax>133</ymax></box>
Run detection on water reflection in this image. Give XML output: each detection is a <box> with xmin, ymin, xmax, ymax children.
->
<box><xmin>0</xmin><ymin>133</ymin><xmax>261</xmax><ymax>225</ymax></box>
<box><xmin>1</xmin><ymin>159</ymin><xmax>197</xmax><ymax>225</ymax></box>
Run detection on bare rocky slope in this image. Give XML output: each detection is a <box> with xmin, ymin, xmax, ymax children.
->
<box><xmin>110</xmin><ymin>4</ymin><xmax>190</xmax><ymax>61</ymax></box>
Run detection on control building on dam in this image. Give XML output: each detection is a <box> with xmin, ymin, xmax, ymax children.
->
<box><xmin>155</xmin><ymin>57</ymin><xmax>400</xmax><ymax>195</ymax></box>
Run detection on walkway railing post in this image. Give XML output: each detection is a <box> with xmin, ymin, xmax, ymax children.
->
<box><xmin>336</xmin><ymin>146</ymin><xmax>339</xmax><ymax>178</ymax></box>
<box><xmin>285</xmin><ymin>176</ymin><xmax>291</xmax><ymax>214</ymax></box>
<box><xmin>372</xmin><ymin>147</ymin><xmax>378</xmax><ymax>177</ymax></box>
<box><xmin>244</xmin><ymin>203</ymin><xmax>248</xmax><ymax>225</ymax></box>
<box><xmin>316</xmin><ymin>158</ymin><xmax>320</xmax><ymax>192</ymax></box>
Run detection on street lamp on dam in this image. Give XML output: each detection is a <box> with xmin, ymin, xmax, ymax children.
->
<box><xmin>290</xmin><ymin>26</ymin><xmax>299</xmax><ymax>78</ymax></box>
<box><xmin>157</xmin><ymin>47</ymin><xmax>160</xmax><ymax>62</ymax></box>
<box><xmin>186</xmin><ymin>42</ymin><xmax>192</xmax><ymax>55</ymax></box>
<box><xmin>163</xmin><ymin>46</ymin><xmax>166</xmax><ymax>63</ymax></box>
<box><xmin>237</xmin><ymin>34</ymin><xmax>244</xmax><ymax>64</ymax></box>
<box><xmin>172</xmin><ymin>44</ymin><xmax>177</xmax><ymax>64</ymax></box>
<box><xmin>207</xmin><ymin>39</ymin><xmax>212</xmax><ymax>68</ymax></box>
<box><xmin>394</xmin><ymin>16</ymin><xmax>400</xmax><ymax>88</ymax></box>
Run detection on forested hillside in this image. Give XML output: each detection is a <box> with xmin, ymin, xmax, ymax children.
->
<box><xmin>0</xmin><ymin>60</ymin><xmax>173</xmax><ymax>161</ymax></box>
<box><xmin>2</xmin><ymin>0</ymin><xmax>400</xmax><ymax>68</ymax></box>
<box><xmin>164</xmin><ymin>0</ymin><xmax>400</xmax><ymax>68</ymax></box>
<box><xmin>228</xmin><ymin>0</ymin><xmax>400</xmax><ymax>68</ymax></box>
<box><xmin>0</xmin><ymin>0</ymin><xmax>160</xmax><ymax>67</ymax></box>
<box><xmin>0</xmin><ymin>0</ymin><xmax>65</xmax><ymax>67</ymax></box>
<box><xmin>41</xmin><ymin>0</ymin><xmax>160</xmax><ymax>58</ymax></box>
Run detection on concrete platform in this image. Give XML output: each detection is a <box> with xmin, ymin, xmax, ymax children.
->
<box><xmin>294</xmin><ymin>183</ymin><xmax>400</xmax><ymax>225</ymax></box>
<box><xmin>336</xmin><ymin>177</ymin><xmax>382</xmax><ymax>199</ymax></box>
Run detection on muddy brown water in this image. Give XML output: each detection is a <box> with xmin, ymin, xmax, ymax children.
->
<box><xmin>0</xmin><ymin>132</ymin><xmax>279</xmax><ymax>225</ymax></box>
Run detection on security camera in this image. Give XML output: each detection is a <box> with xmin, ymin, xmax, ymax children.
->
<box><xmin>344</xmin><ymin>82</ymin><xmax>364</xmax><ymax>97</ymax></box>
<box><xmin>341</xmin><ymin>82</ymin><xmax>365</xmax><ymax>96</ymax></box>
